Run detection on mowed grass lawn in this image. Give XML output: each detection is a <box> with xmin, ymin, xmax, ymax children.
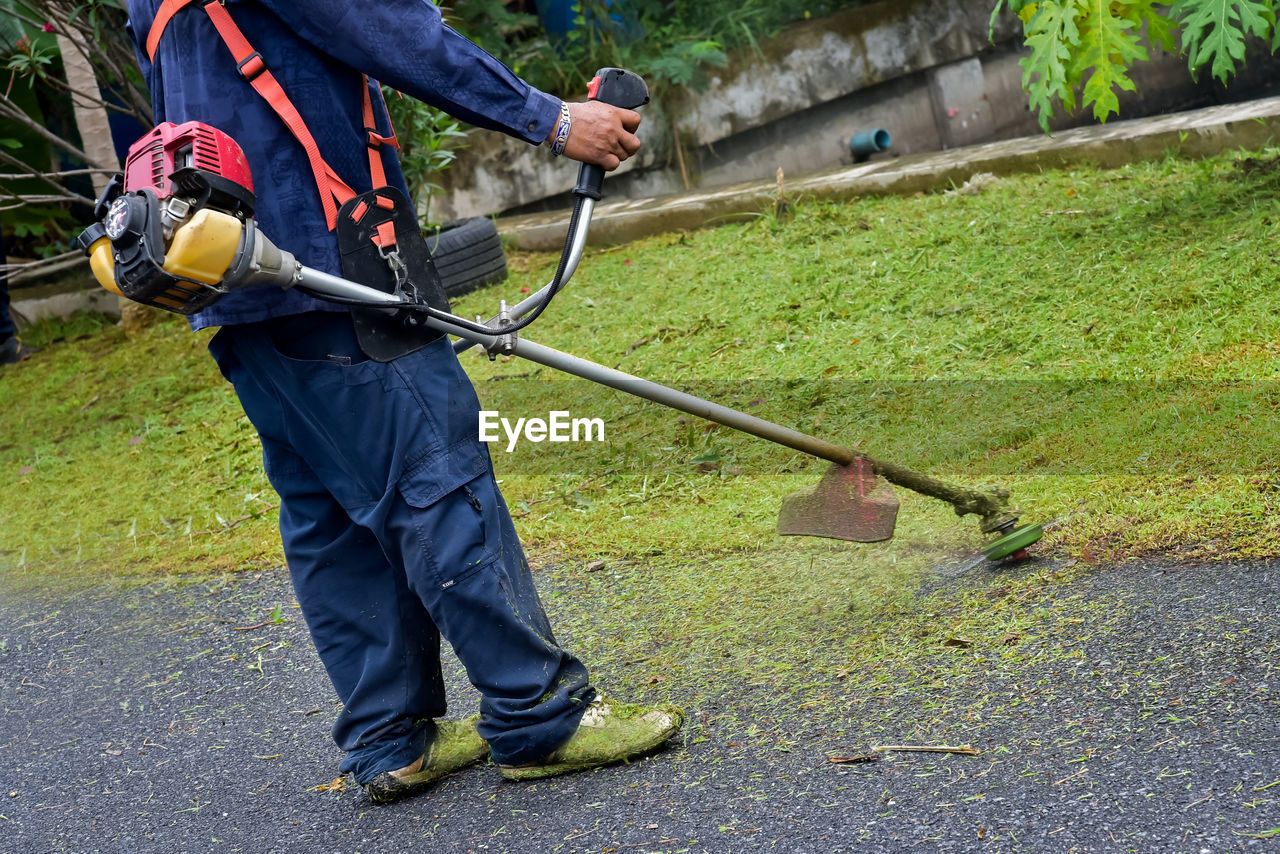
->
<box><xmin>9</xmin><ymin>148</ymin><xmax>1280</xmax><ymax>824</ymax></box>
<box><xmin>4</xmin><ymin>148</ymin><xmax>1280</xmax><ymax>590</ymax></box>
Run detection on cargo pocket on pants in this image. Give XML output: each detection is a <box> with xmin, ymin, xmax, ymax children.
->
<box><xmin>401</xmin><ymin>466</ymin><xmax>501</xmax><ymax>592</ymax></box>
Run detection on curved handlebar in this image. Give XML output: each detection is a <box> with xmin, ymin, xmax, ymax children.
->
<box><xmin>449</xmin><ymin>68</ymin><xmax>650</xmax><ymax>354</ymax></box>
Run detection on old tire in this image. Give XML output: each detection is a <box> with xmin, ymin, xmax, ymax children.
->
<box><xmin>425</xmin><ymin>217</ymin><xmax>508</xmax><ymax>298</ymax></box>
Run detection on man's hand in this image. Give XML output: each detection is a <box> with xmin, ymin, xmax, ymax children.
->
<box><xmin>553</xmin><ymin>101</ymin><xmax>641</xmax><ymax>171</ymax></box>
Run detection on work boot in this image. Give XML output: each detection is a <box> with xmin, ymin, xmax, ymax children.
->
<box><xmin>499</xmin><ymin>695</ymin><xmax>683</xmax><ymax>781</ymax></box>
<box><xmin>0</xmin><ymin>335</ymin><xmax>29</xmax><ymax>365</ymax></box>
<box><xmin>363</xmin><ymin>716</ymin><xmax>489</xmax><ymax>804</ymax></box>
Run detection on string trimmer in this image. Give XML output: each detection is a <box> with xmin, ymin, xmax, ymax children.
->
<box><xmin>74</xmin><ymin>68</ymin><xmax>1043</xmax><ymax>562</ymax></box>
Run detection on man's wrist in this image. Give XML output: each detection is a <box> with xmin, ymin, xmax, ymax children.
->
<box><xmin>547</xmin><ymin>101</ymin><xmax>572</xmax><ymax>156</ymax></box>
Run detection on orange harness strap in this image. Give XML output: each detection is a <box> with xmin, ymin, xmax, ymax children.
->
<box><xmin>145</xmin><ymin>0</ymin><xmax>193</xmax><ymax>61</ymax></box>
<box><xmin>146</xmin><ymin>0</ymin><xmax>398</xmax><ymax>232</ymax></box>
<box><xmin>363</xmin><ymin>82</ymin><xmax>398</xmax><ymax>190</ymax></box>
<box><xmin>200</xmin><ymin>1</ymin><xmax>352</xmax><ymax>228</ymax></box>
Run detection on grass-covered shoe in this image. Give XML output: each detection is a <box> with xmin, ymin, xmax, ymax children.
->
<box><xmin>363</xmin><ymin>715</ymin><xmax>489</xmax><ymax>804</ymax></box>
<box><xmin>499</xmin><ymin>695</ymin><xmax>683</xmax><ymax>781</ymax></box>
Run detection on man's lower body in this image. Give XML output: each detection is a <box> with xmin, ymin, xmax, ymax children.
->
<box><xmin>209</xmin><ymin>312</ymin><xmax>679</xmax><ymax>800</ymax></box>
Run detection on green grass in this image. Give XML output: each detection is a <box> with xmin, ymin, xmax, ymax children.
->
<box><xmin>1</xmin><ymin>315</ymin><xmax>276</xmax><ymax>581</ymax></box>
<box><xmin>5</xmin><ymin>148</ymin><xmax>1280</xmax><ymax>589</ymax></box>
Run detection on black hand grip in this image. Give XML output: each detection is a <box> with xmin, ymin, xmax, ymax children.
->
<box><xmin>590</xmin><ymin>67</ymin><xmax>651</xmax><ymax>111</ymax></box>
<box><xmin>573</xmin><ymin>67</ymin><xmax>650</xmax><ymax>201</ymax></box>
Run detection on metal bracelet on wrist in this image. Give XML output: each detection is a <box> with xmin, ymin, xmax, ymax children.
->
<box><xmin>550</xmin><ymin>102</ymin><xmax>572</xmax><ymax>157</ymax></box>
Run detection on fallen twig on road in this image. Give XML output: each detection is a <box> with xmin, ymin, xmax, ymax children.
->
<box><xmin>828</xmin><ymin>753</ymin><xmax>880</xmax><ymax>764</ymax></box>
<box><xmin>872</xmin><ymin>744</ymin><xmax>980</xmax><ymax>756</ymax></box>
<box><xmin>1053</xmin><ymin>768</ymin><xmax>1088</xmax><ymax>786</ymax></box>
<box><xmin>1183</xmin><ymin>792</ymin><xmax>1213</xmax><ymax>810</ymax></box>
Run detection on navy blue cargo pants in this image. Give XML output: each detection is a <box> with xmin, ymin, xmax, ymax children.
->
<box><xmin>209</xmin><ymin>311</ymin><xmax>593</xmax><ymax>783</ymax></box>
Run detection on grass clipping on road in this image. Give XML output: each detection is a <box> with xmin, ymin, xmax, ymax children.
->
<box><xmin>4</xmin><ymin>149</ymin><xmax>1280</xmax><ymax>589</ymax></box>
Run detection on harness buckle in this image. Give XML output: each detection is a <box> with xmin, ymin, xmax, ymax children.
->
<box><xmin>236</xmin><ymin>51</ymin><xmax>266</xmax><ymax>82</ymax></box>
<box><xmin>366</xmin><ymin>129</ymin><xmax>399</xmax><ymax>152</ymax></box>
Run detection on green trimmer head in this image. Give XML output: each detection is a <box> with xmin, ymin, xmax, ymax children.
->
<box><xmin>980</xmin><ymin>522</ymin><xmax>1044</xmax><ymax>562</ymax></box>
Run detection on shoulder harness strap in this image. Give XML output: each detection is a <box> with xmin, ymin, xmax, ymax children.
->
<box><xmin>145</xmin><ymin>0</ymin><xmax>399</xmax><ymax>231</ymax></box>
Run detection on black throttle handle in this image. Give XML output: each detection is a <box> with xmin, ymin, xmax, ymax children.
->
<box><xmin>573</xmin><ymin>67</ymin><xmax>650</xmax><ymax>201</ymax></box>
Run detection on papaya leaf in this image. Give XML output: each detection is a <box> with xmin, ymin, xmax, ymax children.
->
<box><xmin>1072</xmin><ymin>0</ymin><xmax>1148</xmax><ymax>122</ymax></box>
<box><xmin>1019</xmin><ymin>0</ymin><xmax>1085</xmax><ymax>131</ymax></box>
<box><xmin>1173</xmin><ymin>0</ymin><xmax>1275</xmax><ymax>83</ymax></box>
<box><xmin>1117</xmin><ymin>0</ymin><xmax>1179</xmax><ymax>53</ymax></box>
<box><xmin>989</xmin><ymin>0</ymin><xmax>1007</xmax><ymax>37</ymax></box>
<box><xmin>989</xmin><ymin>0</ymin><xmax>1040</xmax><ymax>38</ymax></box>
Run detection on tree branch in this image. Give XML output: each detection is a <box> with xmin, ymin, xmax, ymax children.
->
<box><xmin>1</xmin><ymin>249</ymin><xmax>80</xmax><ymax>271</ymax></box>
<box><xmin>5</xmin><ymin>252</ymin><xmax>89</xmax><ymax>285</ymax></box>
<box><xmin>8</xmin><ymin>2</ymin><xmax>152</xmax><ymax>127</ymax></box>
<box><xmin>27</xmin><ymin>72</ymin><xmax>126</xmax><ymax>116</ymax></box>
<box><xmin>0</xmin><ymin>194</ymin><xmax>94</xmax><ymax>206</ymax></box>
<box><xmin>0</xmin><ymin>96</ymin><xmax>100</xmax><ymax>166</ymax></box>
<box><xmin>0</xmin><ymin>149</ymin><xmax>98</xmax><ymax>200</ymax></box>
<box><xmin>0</xmin><ymin>168</ymin><xmax>112</xmax><ymax>180</ymax></box>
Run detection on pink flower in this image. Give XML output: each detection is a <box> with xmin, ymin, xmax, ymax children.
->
<box><xmin>42</xmin><ymin>22</ymin><xmax>54</xmax><ymax>32</ymax></box>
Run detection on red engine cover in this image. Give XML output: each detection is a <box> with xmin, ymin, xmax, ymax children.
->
<box><xmin>122</xmin><ymin>121</ymin><xmax>254</xmax><ymax>198</ymax></box>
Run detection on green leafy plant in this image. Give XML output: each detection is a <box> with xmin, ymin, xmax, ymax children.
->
<box><xmin>564</xmin><ymin>0</ymin><xmax>732</xmax><ymax>93</ymax></box>
<box><xmin>4</xmin><ymin>30</ymin><xmax>55</xmax><ymax>80</ymax></box>
<box><xmin>382</xmin><ymin>90</ymin><xmax>469</xmax><ymax>226</ymax></box>
<box><xmin>646</xmin><ymin>39</ymin><xmax>728</xmax><ymax>88</ymax></box>
<box><xmin>445</xmin><ymin>0</ymin><xmax>873</xmax><ymax>97</ymax></box>
<box><xmin>442</xmin><ymin>0</ymin><xmax>542</xmax><ymax>60</ymax></box>
<box><xmin>439</xmin><ymin>0</ymin><xmax>854</xmax><ymax>174</ymax></box>
<box><xmin>10</xmin><ymin>203</ymin><xmax>71</xmax><ymax>255</ymax></box>
<box><xmin>996</xmin><ymin>0</ymin><xmax>1279</xmax><ymax>131</ymax></box>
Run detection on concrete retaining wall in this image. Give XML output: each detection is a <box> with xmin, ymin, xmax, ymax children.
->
<box><xmin>10</xmin><ymin>283</ymin><xmax>121</xmax><ymax>328</ymax></box>
<box><xmin>501</xmin><ymin>96</ymin><xmax>1280</xmax><ymax>250</ymax></box>
<box><xmin>430</xmin><ymin>0</ymin><xmax>1280</xmax><ymax>222</ymax></box>
<box><xmin>431</xmin><ymin>0</ymin><xmax>1024</xmax><ymax>222</ymax></box>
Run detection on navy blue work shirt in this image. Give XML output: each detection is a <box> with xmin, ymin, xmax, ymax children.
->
<box><xmin>126</xmin><ymin>0</ymin><xmax>561</xmax><ymax>330</ymax></box>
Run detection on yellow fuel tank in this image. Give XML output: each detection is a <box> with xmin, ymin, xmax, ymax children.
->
<box><xmin>86</xmin><ymin>236</ymin><xmax>122</xmax><ymax>296</ymax></box>
<box><xmin>162</xmin><ymin>208</ymin><xmax>243</xmax><ymax>285</ymax></box>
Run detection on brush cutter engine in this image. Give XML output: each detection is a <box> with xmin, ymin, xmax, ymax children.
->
<box><xmin>74</xmin><ymin>121</ymin><xmax>299</xmax><ymax>315</ymax></box>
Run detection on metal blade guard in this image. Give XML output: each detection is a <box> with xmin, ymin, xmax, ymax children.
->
<box><xmin>777</xmin><ymin>459</ymin><xmax>899</xmax><ymax>542</ymax></box>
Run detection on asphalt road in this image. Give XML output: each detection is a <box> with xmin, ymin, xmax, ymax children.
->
<box><xmin>2</xmin><ymin>558</ymin><xmax>1278</xmax><ymax>854</ymax></box>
